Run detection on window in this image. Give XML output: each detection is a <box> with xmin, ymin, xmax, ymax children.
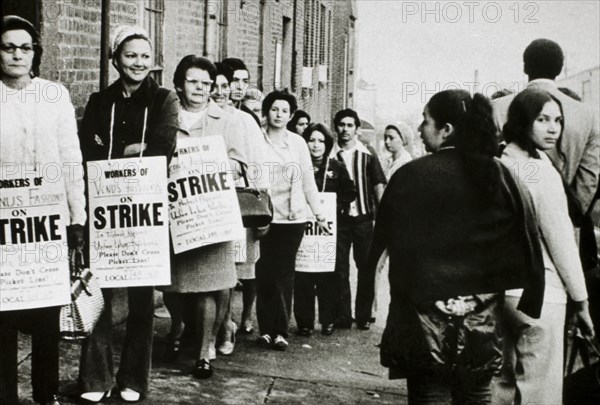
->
<box><xmin>144</xmin><ymin>0</ymin><xmax>164</xmax><ymax>84</ymax></box>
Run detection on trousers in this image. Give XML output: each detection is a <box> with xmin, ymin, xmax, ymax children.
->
<box><xmin>0</xmin><ymin>306</ymin><xmax>61</xmax><ymax>403</ymax></box>
<box><xmin>79</xmin><ymin>286</ymin><xmax>155</xmax><ymax>394</ymax></box>
<box><xmin>256</xmin><ymin>223</ymin><xmax>305</xmax><ymax>338</ymax></box>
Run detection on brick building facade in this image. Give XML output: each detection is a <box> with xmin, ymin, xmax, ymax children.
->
<box><xmin>1</xmin><ymin>0</ymin><xmax>357</xmax><ymax>125</ymax></box>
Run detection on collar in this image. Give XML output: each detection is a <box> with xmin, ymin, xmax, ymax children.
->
<box><xmin>526</xmin><ymin>79</ymin><xmax>557</xmax><ymax>92</ymax></box>
<box><xmin>265</xmin><ymin>129</ymin><xmax>292</xmax><ymax>148</ymax></box>
<box><xmin>331</xmin><ymin>140</ymin><xmax>371</xmax><ymax>157</ymax></box>
<box><xmin>502</xmin><ymin>142</ymin><xmax>535</xmax><ymax>161</ymax></box>
<box><xmin>107</xmin><ymin>76</ymin><xmax>159</xmax><ymax>105</ymax></box>
<box><xmin>206</xmin><ymin>99</ymin><xmax>225</xmax><ymax>119</ymax></box>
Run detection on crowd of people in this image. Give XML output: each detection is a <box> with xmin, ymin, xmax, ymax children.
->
<box><xmin>1</xmin><ymin>15</ymin><xmax>598</xmax><ymax>405</ymax></box>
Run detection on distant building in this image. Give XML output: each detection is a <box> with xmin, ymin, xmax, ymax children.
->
<box><xmin>557</xmin><ymin>65</ymin><xmax>600</xmax><ymax>111</ymax></box>
<box><xmin>1</xmin><ymin>0</ymin><xmax>356</xmax><ymax>123</ymax></box>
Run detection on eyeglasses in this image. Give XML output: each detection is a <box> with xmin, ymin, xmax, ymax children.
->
<box><xmin>184</xmin><ymin>78</ymin><xmax>214</xmax><ymax>88</ymax></box>
<box><xmin>0</xmin><ymin>43</ymin><xmax>37</xmax><ymax>54</ymax></box>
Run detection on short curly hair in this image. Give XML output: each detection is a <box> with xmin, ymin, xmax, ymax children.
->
<box><xmin>523</xmin><ymin>39</ymin><xmax>564</xmax><ymax>80</ymax></box>
<box><xmin>262</xmin><ymin>89</ymin><xmax>298</xmax><ymax>118</ymax></box>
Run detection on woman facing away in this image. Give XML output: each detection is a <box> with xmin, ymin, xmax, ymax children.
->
<box><xmin>255</xmin><ymin>90</ymin><xmax>330</xmax><ymax>351</ymax></box>
<box><xmin>0</xmin><ymin>15</ymin><xmax>86</xmax><ymax>405</ymax></box>
<box><xmin>293</xmin><ymin>123</ymin><xmax>355</xmax><ymax>337</ymax></box>
<box><xmin>77</xmin><ymin>25</ymin><xmax>179</xmax><ymax>403</ymax></box>
<box><xmin>494</xmin><ymin>88</ymin><xmax>595</xmax><ymax>404</ymax></box>
<box><xmin>369</xmin><ymin>89</ymin><xmax>547</xmax><ymax>404</ymax></box>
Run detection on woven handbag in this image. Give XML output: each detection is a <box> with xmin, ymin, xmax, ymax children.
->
<box><xmin>59</xmin><ymin>249</ymin><xmax>104</xmax><ymax>340</ymax></box>
<box><xmin>235</xmin><ymin>161</ymin><xmax>273</xmax><ymax>228</ymax></box>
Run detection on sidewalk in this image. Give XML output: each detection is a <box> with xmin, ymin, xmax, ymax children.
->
<box><xmin>15</xmin><ymin>289</ymin><xmax>407</xmax><ymax>404</ymax></box>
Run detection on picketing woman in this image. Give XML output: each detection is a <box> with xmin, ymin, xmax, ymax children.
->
<box><xmin>0</xmin><ymin>15</ymin><xmax>87</xmax><ymax>405</ymax></box>
<box><xmin>496</xmin><ymin>88</ymin><xmax>595</xmax><ymax>404</ymax></box>
<box><xmin>293</xmin><ymin>123</ymin><xmax>355</xmax><ymax>337</ymax></box>
<box><xmin>255</xmin><ymin>90</ymin><xmax>329</xmax><ymax>351</ymax></box>
<box><xmin>369</xmin><ymin>89</ymin><xmax>547</xmax><ymax>404</ymax></box>
<box><xmin>77</xmin><ymin>25</ymin><xmax>179</xmax><ymax>403</ymax></box>
<box><xmin>160</xmin><ymin>55</ymin><xmax>249</xmax><ymax>379</ymax></box>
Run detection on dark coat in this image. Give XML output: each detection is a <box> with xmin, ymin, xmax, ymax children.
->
<box><xmin>78</xmin><ymin>76</ymin><xmax>179</xmax><ymax>164</ymax></box>
<box><xmin>313</xmin><ymin>158</ymin><xmax>355</xmax><ymax>215</ymax></box>
<box><xmin>370</xmin><ymin>148</ymin><xmax>545</xmax><ymax>377</ymax></box>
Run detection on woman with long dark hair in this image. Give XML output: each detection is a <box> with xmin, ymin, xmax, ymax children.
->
<box><xmin>496</xmin><ymin>88</ymin><xmax>594</xmax><ymax>404</ymax></box>
<box><xmin>369</xmin><ymin>89</ymin><xmax>545</xmax><ymax>404</ymax></box>
<box><xmin>293</xmin><ymin>123</ymin><xmax>355</xmax><ymax>336</ymax></box>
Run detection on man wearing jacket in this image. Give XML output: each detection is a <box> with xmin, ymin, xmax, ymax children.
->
<box><xmin>492</xmin><ymin>38</ymin><xmax>599</xmax><ymax>214</ymax></box>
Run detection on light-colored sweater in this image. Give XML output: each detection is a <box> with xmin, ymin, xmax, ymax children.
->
<box><xmin>1</xmin><ymin>78</ymin><xmax>86</xmax><ymax>226</ymax></box>
<box><xmin>501</xmin><ymin>142</ymin><xmax>588</xmax><ymax>303</ymax></box>
<box><xmin>263</xmin><ymin>129</ymin><xmax>323</xmax><ymax>223</ymax></box>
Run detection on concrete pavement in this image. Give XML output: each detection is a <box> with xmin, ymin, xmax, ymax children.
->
<box><xmin>15</xmin><ymin>288</ymin><xmax>406</xmax><ymax>405</ymax></box>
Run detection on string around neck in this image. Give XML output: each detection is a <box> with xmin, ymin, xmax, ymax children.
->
<box><xmin>321</xmin><ymin>157</ymin><xmax>330</xmax><ymax>193</ymax></box>
<box><xmin>107</xmin><ymin>103</ymin><xmax>148</xmax><ymax>161</ymax></box>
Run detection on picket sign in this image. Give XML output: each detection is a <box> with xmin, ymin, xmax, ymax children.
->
<box><xmin>167</xmin><ymin>136</ymin><xmax>245</xmax><ymax>254</ymax></box>
<box><xmin>0</xmin><ymin>167</ymin><xmax>71</xmax><ymax>311</ymax></box>
<box><xmin>295</xmin><ymin>192</ymin><xmax>337</xmax><ymax>273</ymax></box>
<box><xmin>87</xmin><ymin>156</ymin><xmax>170</xmax><ymax>288</ymax></box>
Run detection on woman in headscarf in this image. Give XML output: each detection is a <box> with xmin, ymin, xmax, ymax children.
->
<box><xmin>77</xmin><ymin>25</ymin><xmax>178</xmax><ymax>403</ymax></box>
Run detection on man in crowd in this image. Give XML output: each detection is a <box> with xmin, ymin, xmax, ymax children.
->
<box><xmin>493</xmin><ymin>38</ymin><xmax>599</xmax><ymax>214</ymax></box>
<box><xmin>222</xmin><ymin>57</ymin><xmax>260</xmax><ymax>126</ymax></box>
<box><xmin>331</xmin><ymin>109</ymin><xmax>387</xmax><ymax>331</ymax></box>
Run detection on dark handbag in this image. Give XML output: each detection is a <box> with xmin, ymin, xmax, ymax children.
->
<box><xmin>564</xmin><ymin>332</ymin><xmax>600</xmax><ymax>404</ymax></box>
<box><xmin>235</xmin><ymin>161</ymin><xmax>273</xmax><ymax>228</ymax></box>
<box><xmin>59</xmin><ymin>248</ymin><xmax>104</xmax><ymax>340</ymax></box>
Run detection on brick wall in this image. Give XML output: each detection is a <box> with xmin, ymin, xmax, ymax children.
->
<box><xmin>30</xmin><ymin>0</ymin><xmax>352</xmax><ymax>124</ymax></box>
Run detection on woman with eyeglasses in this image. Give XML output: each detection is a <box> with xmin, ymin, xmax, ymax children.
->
<box><xmin>160</xmin><ymin>56</ymin><xmax>251</xmax><ymax>379</ymax></box>
<box><xmin>0</xmin><ymin>16</ymin><xmax>86</xmax><ymax>405</ymax></box>
<box><xmin>77</xmin><ymin>25</ymin><xmax>179</xmax><ymax>403</ymax></box>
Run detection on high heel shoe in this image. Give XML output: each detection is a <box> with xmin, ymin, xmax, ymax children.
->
<box><xmin>217</xmin><ymin>321</ymin><xmax>237</xmax><ymax>355</ymax></box>
<box><xmin>164</xmin><ymin>337</ymin><xmax>182</xmax><ymax>362</ymax></box>
<box><xmin>193</xmin><ymin>359</ymin><xmax>214</xmax><ymax>379</ymax></box>
<box><xmin>41</xmin><ymin>394</ymin><xmax>61</xmax><ymax>405</ymax></box>
<box><xmin>120</xmin><ymin>388</ymin><xmax>141</xmax><ymax>402</ymax></box>
<box><xmin>80</xmin><ymin>390</ymin><xmax>111</xmax><ymax>403</ymax></box>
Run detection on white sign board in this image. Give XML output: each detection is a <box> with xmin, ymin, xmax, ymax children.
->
<box><xmin>168</xmin><ymin>136</ymin><xmax>244</xmax><ymax>254</ymax></box>
<box><xmin>295</xmin><ymin>192</ymin><xmax>337</xmax><ymax>273</ymax></box>
<box><xmin>87</xmin><ymin>157</ymin><xmax>170</xmax><ymax>287</ymax></box>
<box><xmin>1</xmin><ymin>168</ymin><xmax>70</xmax><ymax>310</ymax></box>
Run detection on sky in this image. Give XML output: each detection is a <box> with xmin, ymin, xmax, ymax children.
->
<box><xmin>355</xmin><ymin>0</ymin><xmax>600</xmax><ymax>126</ymax></box>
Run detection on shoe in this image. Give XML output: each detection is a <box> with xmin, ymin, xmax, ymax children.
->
<box><xmin>240</xmin><ymin>320</ymin><xmax>254</xmax><ymax>334</ymax></box>
<box><xmin>296</xmin><ymin>327</ymin><xmax>312</xmax><ymax>337</ymax></box>
<box><xmin>357</xmin><ymin>321</ymin><xmax>371</xmax><ymax>330</ymax></box>
<box><xmin>41</xmin><ymin>395</ymin><xmax>61</xmax><ymax>405</ymax></box>
<box><xmin>257</xmin><ymin>334</ymin><xmax>272</xmax><ymax>347</ymax></box>
<box><xmin>208</xmin><ymin>344</ymin><xmax>217</xmax><ymax>360</ymax></box>
<box><xmin>120</xmin><ymin>388</ymin><xmax>141</xmax><ymax>402</ymax></box>
<box><xmin>321</xmin><ymin>324</ymin><xmax>334</xmax><ymax>336</ymax></box>
<box><xmin>273</xmin><ymin>335</ymin><xmax>288</xmax><ymax>351</ymax></box>
<box><xmin>193</xmin><ymin>359</ymin><xmax>214</xmax><ymax>379</ymax></box>
<box><xmin>369</xmin><ymin>317</ymin><xmax>376</xmax><ymax>323</ymax></box>
<box><xmin>217</xmin><ymin>322</ymin><xmax>237</xmax><ymax>355</ymax></box>
<box><xmin>164</xmin><ymin>337</ymin><xmax>182</xmax><ymax>362</ymax></box>
<box><xmin>80</xmin><ymin>391</ymin><xmax>111</xmax><ymax>403</ymax></box>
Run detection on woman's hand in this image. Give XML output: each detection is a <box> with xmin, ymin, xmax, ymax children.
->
<box><xmin>573</xmin><ymin>299</ymin><xmax>595</xmax><ymax>338</ymax></box>
<box><xmin>434</xmin><ymin>296</ymin><xmax>476</xmax><ymax>317</ymax></box>
<box><xmin>123</xmin><ymin>142</ymin><xmax>147</xmax><ymax>157</ymax></box>
<box><xmin>315</xmin><ymin>215</ymin><xmax>331</xmax><ymax>235</ymax></box>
